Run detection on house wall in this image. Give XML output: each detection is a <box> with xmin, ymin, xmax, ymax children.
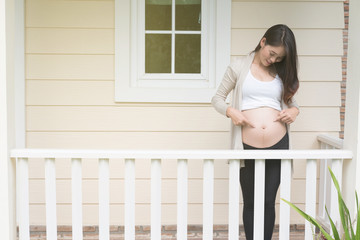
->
<box><xmin>25</xmin><ymin>0</ymin><xmax>344</xmax><ymax>225</ymax></box>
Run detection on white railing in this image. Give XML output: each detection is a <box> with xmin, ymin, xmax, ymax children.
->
<box><xmin>11</xmin><ymin>148</ymin><xmax>352</xmax><ymax>240</ymax></box>
<box><xmin>317</xmin><ymin>134</ymin><xmax>344</xmax><ymax>235</ymax></box>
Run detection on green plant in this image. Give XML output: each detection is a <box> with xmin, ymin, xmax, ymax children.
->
<box><xmin>282</xmin><ymin>167</ymin><xmax>360</xmax><ymax>240</ymax></box>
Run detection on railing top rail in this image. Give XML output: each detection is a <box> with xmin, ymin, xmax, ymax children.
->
<box><xmin>317</xmin><ymin>134</ymin><xmax>344</xmax><ymax>149</ymax></box>
<box><xmin>11</xmin><ymin>148</ymin><xmax>353</xmax><ymax>160</ymax></box>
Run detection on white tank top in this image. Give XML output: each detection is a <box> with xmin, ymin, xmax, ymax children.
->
<box><xmin>241</xmin><ymin>70</ymin><xmax>283</xmax><ymax>111</ymax></box>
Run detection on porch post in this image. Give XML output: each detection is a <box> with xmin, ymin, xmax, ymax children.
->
<box><xmin>0</xmin><ymin>0</ymin><xmax>17</xmax><ymax>239</ymax></box>
<box><xmin>343</xmin><ymin>0</ymin><xmax>360</xmax><ymax>216</ymax></box>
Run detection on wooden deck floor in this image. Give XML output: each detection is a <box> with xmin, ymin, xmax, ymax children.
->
<box><xmin>24</xmin><ymin>224</ymin><xmax>312</xmax><ymax>240</ymax></box>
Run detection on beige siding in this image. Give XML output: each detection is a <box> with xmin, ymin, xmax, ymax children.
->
<box><xmin>232</xmin><ymin>29</ymin><xmax>343</xmax><ymax>56</ymax></box>
<box><xmin>231</xmin><ymin>2</ymin><xmax>344</xmax><ymax>29</ymax></box>
<box><xmin>298</xmin><ymin>57</ymin><xmax>342</xmax><ymax>82</ymax></box>
<box><xmin>26</xmin><ymin>55</ymin><xmax>114</xmax><ymax>80</ymax></box>
<box><xmin>26</xmin><ymin>0</ymin><xmax>114</xmax><ymax>28</ymax></box>
<box><xmin>27</xmin><ymin>131</ymin><xmax>336</xmax><ymax>150</ymax></box>
<box><xmin>26</xmin><ymin>107</ymin><xmax>229</xmax><ymax>131</ymax></box>
<box><xmin>27</xmin><ymin>106</ymin><xmax>339</xmax><ymax>131</ymax></box>
<box><xmin>27</xmin><ymin>79</ymin><xmax>341</xmax><ymax>106</ymax></box>
<box><xmin>26</xmin><ymin>28</ymin><xmax>114</xmax><ymax>54</ymax></box>
<box><xmin>26</xmin><ymin>132</ymin><xmax>231</xmax><ymax>149</ymax></box>
<box><xmin>297</xmin><ymin>82</ymin><xmax>341</xmax><ymax>106</ymax></box>
<box><xmin>25</xmin><ymin>0</ymin><xmax>344</xmax><ymax>226</ymax></box>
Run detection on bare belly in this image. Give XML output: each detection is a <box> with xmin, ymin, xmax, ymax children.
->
<box><xmin>241</xmin><ymin>107</ymin><xmax>287</xmax><ymax>148</ymax></box>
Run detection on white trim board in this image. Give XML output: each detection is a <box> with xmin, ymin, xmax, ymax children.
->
<box><xmin>15</xmin><ymin>0</ymin><xmax>25</xmax><ymax>148</ymax></box>
<box><xmin>0</xmin><ymin>0</ymin><xmax>17</xmax><ymax>238</ymax></box>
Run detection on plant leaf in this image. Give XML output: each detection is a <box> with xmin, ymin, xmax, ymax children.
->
<box><xmin>340</xmin><ymin>193</ymin><xmax>355</xmax><ymax>238</ymax></box>
<box><xmin>325</xmin><ymin>206</ymin><xmax>340</xmax><ymax>240</ymax></box>
<box><xmin>328</xmin><ymin>167</ymin><xmax>351</xmax><ymax>239</ymax></box>
<box><xmin>342</xmin><ymin>196</ymin><xmax>355</xmax><ymax>239</ymax></box>
<box><xmin>356</xmin><ymin>192</ymin><xmax>360</xmax><ymax>240</ymax></box>
<box><xmin>281</xmin><ymin>198</ymin><xmax>334</xmax><ymax>240</ymax></box>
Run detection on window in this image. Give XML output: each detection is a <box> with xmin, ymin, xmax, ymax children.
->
<box><xmin>144</xmin><ymin>0</ymin><xmax>202</xmax><ymax>75</ymax></box>
<box><xmin>115</xmin><ymin>0</ymin><xmax>231</xmax><ymax>102</ymax></box>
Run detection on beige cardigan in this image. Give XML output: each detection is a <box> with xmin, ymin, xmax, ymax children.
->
<box><xmin>211</xmin><ymin>52</ymin><xmax>299</xmax><ymax>167</ymax></box>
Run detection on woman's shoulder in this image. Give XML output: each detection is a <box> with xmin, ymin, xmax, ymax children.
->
<box><xmin>228</xmin><ymin>52</ymin><xmax>254</xmax><ymax>75</ymax></box>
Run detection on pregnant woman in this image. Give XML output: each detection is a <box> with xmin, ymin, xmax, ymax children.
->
<box><xmin>212</xmin><ymin>24</ymin><xmax>300</xmax><ymax>239</ymax></box>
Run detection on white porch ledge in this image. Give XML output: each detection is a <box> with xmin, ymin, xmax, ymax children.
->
<box><xmin>10</xmin><ymin>148</ymin><xmax>353</xmax><ymax>160</ymax></box>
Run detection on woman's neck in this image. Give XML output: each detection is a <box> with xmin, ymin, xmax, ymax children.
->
<box><xmin>253</xmin><ymin>52</ymin><xmax>276</xmax><ymax>75</ymax></box>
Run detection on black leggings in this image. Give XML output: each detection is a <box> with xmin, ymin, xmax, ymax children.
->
<box><xmin>240</xmin><ymin>132</ymin><xmax>289</xmax><ymax>240</ymax></box>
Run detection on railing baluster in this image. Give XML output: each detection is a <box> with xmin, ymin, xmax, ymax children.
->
<box><xmin>253</xmin><ymin>159</ymin><xmax>265</xmax><ymax>240</ymax></box>
<box><xmin>10</xmin><ymin>147</ymin><xmax>352</xmax><ymax>240</ymax></box>
<box><xmin>324</xmin><ymin>144</ymin><xmax>332</xmax><ymax>228</ymax></box>
<box><xmin>330</xmin><ymin>158</ymin><xmax>343</xmax><ymax>234</ymax></box>
<box><xmin>72</xmin><ymin>158</ymin><xmax>83</xmax><ymax>239</ymax></box>
<box><xmin>45</xmin><ymin>158</ymin><xmax>57</xmax><ymax>240</ymax></box>
<box><xmin>203</xmin><ymin>159</ymin><xmax>214</xmax><ymax>240</ymax></box>
<box><xmin>151</xmin><ymin>159</ymin><xmax>162</xmax><ymax>240</ymax></box>
<box><xmin>318</xmin><ymin>143</ymin><xmax>327</xmax><ymax>222</ymax></box>
<box><xmin>279</xmin><ymin>159</ymin><xmax>292</xmax><ymax>240</ymax></box>
<box><xmin>99</xmin><ymin>158</ymin><xmax>110</xmax><ymax>240</ymax></box>
<box><xmin>177</xmin><ymin>159</ymin><xmax>188</xmax><ymax>240</ymax></box>
<box><xmin>228</xmin><ymin>159</ymin><xmax>240</xmax><ymax>240</ymax></box>
<box><xmin>18</xmin><ymin>157</ymin><xmax>30</xmax><ymax>240</ymax></box>
<box><xmin>125</xmin><ymin>158</ymin><xmax>135</xmax><ymax>240</ymax></box>
<box><xmin>305</xmin><ymin>159</ymin><xmax>317</xmax><ymax>239</ymax></box>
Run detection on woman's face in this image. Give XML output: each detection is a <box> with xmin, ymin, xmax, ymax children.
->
<box><xmin>258</xmin><ymin>38</ymin><xmax>286</xmax><ymax>67</ymax></box>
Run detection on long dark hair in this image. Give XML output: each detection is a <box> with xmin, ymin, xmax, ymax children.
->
<box><xmin>254</xmin><ymin>24</ymin><xmax>299</xmax><ymax>105</ymax></box>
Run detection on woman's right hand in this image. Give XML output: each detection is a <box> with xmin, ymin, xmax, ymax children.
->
<box><xmin>226</xmin><ymin>107</ymin><xmax>255</xmax><ymax>128</ymax></box>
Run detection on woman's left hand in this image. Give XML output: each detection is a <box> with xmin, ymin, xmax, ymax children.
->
<box><xmin>274</xmin><ymin>107</ymin><xmax>299</xmax><ymax>124</ymax></box>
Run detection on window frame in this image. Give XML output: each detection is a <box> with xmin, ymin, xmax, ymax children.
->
<box><xmin>140</xmin><ymin>0</ymin><xmax>207</xmax><ymax>82</ymax></box>
<box><xmin>115</xmin><ymin>0</ymin><xmax>231</xmax><ymax>103</ymax></box>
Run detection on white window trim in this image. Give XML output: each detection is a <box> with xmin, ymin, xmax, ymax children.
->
<box><xmin>115</xmin><ymin>0</ymin><xmax>231</xmax><ymax>103</ymax></box>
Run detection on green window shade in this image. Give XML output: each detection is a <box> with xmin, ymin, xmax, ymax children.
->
<box><xmin>145</xmin><ymin>0</ymin><xmax>172</xmax><ymax>30</ymax></box>
<box><xmin>145</xmin><ymin>34</ymin><xmax>172</xmax><ymax>73</ymax></box>
<box><xmin>175</xmin><ymin>34</ymin><xmax>201</xmax><ymax>73</ymax></box>
<box><xmin>145</xmin><ymin>0</ymin><xmax>202</xmax><ymax>75</ymax></box>
<box><xmin>175</xmin><ymin>1</ymin><xmax>201</xmax><ymax>31</ymax></box>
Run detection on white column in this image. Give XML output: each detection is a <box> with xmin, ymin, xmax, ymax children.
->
<box><xmin>0</xmin><ymin>0</ymin><xmax>16</xmax><ymax>238</ymax></box>
<box><xmin>151</xmin><ymin>159</ymin><xmax>161</xmax><ymax>240</ymax></box>
<box><xmin>279</xmin><ymin>159</ymin><xmax>291</xmax><ymax>240</ymax></box>
<box><xmin>305</xmin><ymin>159</ymin><xmax>317</xmax><ymax>240</ymax></box>
<box><xmin>177</xmin><ymin>159</ymin><xmax>188</xmax><ymax>240</ymax></box>
<box><xmin>253</xmin><ymin>159</ymin><xmax>265</xmax><ymax>240</ymax></box>
<box><xmin>72</xmin><ymin>158</ymin><xmax>83</xmax><ymax>240</ymax></box>
<box><xmin>125</xmin><ymin>158</ymin><xmax>135</xmax><ymax>240</ymax></box>
<box><xmin>203</xmin><ymin>159</ymin><xmax>214</xmax><ymax>240</ymax></box>
<box><xmin>343</xmin><ymin>0</ymin><xmax>360</xmax><ymax>216</ymax></box>
<box><xmin>330</xmin><ymin>159</ymin><xmax>343</xmax><ymax>234</ymax></box>
<box><xmin>317</xmin><ymin>143</ymin><xmax>327</xmax><ymax>222</ymax></box>
<box><xmin>99</xmin><ymin>158</ymin><xmax>110</xmax><ymax>240</ymax></box>
<box><xmin>45</xmin><ymin>158</ymin><xmax>57</xmax><ymax>240</ymax></box>
<box><xmin>228</xmin><ymin>159</ymin><xmax>240</xmax><ymax>240</ymax></box>
<box><xmin>18</xmin><ymin>158</ymin><xmax>30</xmax><ymax>240</ymax></box>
